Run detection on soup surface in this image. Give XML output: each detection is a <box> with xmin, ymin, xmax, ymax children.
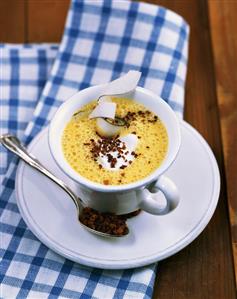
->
<box><xmin>62</xmin><ymin>98</ymin><xmax>168</xmax><ymax>185</ymax></box>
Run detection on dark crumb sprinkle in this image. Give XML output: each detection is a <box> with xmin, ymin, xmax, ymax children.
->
<box><xmin>122</xmin><ymin>209</ymin><xmax>141</xmax><ymax>219</ymax></box>
<box><xmin>124</xmin><ymin>110</ymin><xmax>158</xmax><ymax>126</ymax></box>
<box><xmin>146</xmin><ymin>146</ymin><xmax>150</xmax><ymax>149</ymax></box>
<box><xmin>121</xmin><ymin>173</ymin><xmax>125</xmax><ymax>177</ymax></box>
<box><xmin>120</xmin><ymin>165</ymin><xmax>127</xmax><ymax>169</ymax></box>
<box><xmin>79</xmin><ymin>208</ymin><xmax>141</xmax><ymax>236</ymax></box>
<box><xmin>88</xmin><ymin>135</ymin><xmax>136</xmax><ymax>169</ymax></box>
<box><xmin>148</xmin><ymin>161</ymin><xmax>151</xmax><ymax>164</ymax></box>
<box><xmin>79</xmin><ymin>207</ymin><xmax>128</xmax><ymax>236</ymax></box>
<box><xmin>103</xmin><ymin>179</ymin><xmax>109</xmax><ymax>185</ymax></box>
<box><xmin>138</xmin><ymin>136</ymin><xmax>141</xmax><ymax>139</ymax></box>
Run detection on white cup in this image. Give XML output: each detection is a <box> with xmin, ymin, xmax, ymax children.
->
<box><xmin>48</xmin><ymin>86</ymin><xmax>181</xmax><ymax>215</ymax></box>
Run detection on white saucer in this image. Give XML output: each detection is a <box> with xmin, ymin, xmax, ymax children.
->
<box><xmin>15</xmin><ymin>121</ymin><xmax>220</xmax><ymax>269</ymax></box>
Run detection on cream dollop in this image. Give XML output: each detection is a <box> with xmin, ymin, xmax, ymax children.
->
<box><xmin>97</xmin><ymin>134</ymin><xmax>138</xmax><ymax>171</ymax></box>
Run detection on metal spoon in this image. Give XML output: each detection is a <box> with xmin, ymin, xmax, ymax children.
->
<box><xmin>0</xmin><ymin>134</ymin><xmax>128</xmax><ymax>237</ymax></box>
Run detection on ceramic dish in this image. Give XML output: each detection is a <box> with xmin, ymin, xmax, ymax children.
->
<box><xmin>15</xmin><ymin>120</ymin><xmax>220</xmax><ymax>269</ymax></box>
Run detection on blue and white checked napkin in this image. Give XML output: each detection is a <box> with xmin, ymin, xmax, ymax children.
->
<box><xmin>0</xmin><ymin>44</ymin><xmax>58</xmax><ymax>183</ymax></box>
<box><xmin>0</xmin><ymin>0</ymin><xmax>189</xmax><ymax>298</ymax></box>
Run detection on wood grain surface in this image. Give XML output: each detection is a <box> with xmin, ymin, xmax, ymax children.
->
<box><xmin>148</xmin><ymin>1</ymin><xmax>236</xmax><ymax>297</ymax></box>
<box><xmin>27</xmin><ymin>0</ymin><xmax>69</xmax><ymax>42</ymax></box>
<box><xmin>0</xmin><ymin>0</ymin><xmax>25</xmax><ymax>42</ymax></box>
<box><xmin>0</xmin><ymin>0</ymin><xmax>236</xmax><ymax>298</ymax></box>
<box><xmin>208</xmin><ymin>0</ymin><xmax>237</xmax><ymax>286</ymax></box>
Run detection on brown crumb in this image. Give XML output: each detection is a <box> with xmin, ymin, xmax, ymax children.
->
<box><xmin>88</xmin><ymin>135</ymin><xmax>134</xmax><ymax>169</ymax></box>
<box><xmin>103</xmin><ymin>179</ymin><xmax>109</xmax><ymax>185</ymax></box>
<box><xmin>120</xmin><ymin>165</ymin><xmax>127</xmax><ymax>169</ymax></box>
<box><xmin>79</xmin><ymin>207</ymin><xmax>141</xmax><ymax>236</ymax></box>
<box><xmin>79</xmin><ymin>207</ymin><xmax>128</xmax><ymax>236</ymax></box>
<box><xmin>121</xmin><ymin>209</ymin><xmax>141</xmax><ymax>218</ymax></box>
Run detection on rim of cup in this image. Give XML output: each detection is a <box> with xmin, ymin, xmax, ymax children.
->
<box><xmin>48</xmin><ymin>86</ymin><xmax>181</xmax><ymax>193</ymax></box>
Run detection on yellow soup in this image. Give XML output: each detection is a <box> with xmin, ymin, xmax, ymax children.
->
<box><xmin>62</xmin><ymin>98</ymin><xmax>168</xmax><ymax>185</ymax></box>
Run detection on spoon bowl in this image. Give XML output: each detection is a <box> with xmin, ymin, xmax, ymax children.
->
<box><xmin>0</xmin><ymin>134</ymin><xmax>129</xmax><ymax>237</ymax></box>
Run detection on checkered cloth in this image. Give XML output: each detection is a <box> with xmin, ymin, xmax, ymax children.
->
<box><xmin>0</xmin><ymin>0</ymin><xmax>189</xmax><ymax>298</ymax></box>
<box><xmin>0</xmin><ymin>44</ymin><xmax>58</xmax><ymax>183</ymax></box>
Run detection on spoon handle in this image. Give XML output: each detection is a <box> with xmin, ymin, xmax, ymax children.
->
<box><xmin>0</xmin><ymin>134</ymin><xmax>81</xmax><ymax>208</ymax></box>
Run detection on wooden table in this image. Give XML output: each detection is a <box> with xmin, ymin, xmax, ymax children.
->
<box><xmin>1</xmin><ymin>0</ymin><xmax>236</xmax><ymax>298</ymax></box>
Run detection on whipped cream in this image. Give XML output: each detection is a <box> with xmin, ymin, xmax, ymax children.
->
<box><xmin>97</xmin><ymin>134</ymin><xmax>138</xmax><ymax>171</ymax></box>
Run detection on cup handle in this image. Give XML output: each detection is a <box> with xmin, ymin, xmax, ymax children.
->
<box><xmin>137</xmin><ymin>175</ymin><xmax>180</xmax><ymax>215</ymax></box>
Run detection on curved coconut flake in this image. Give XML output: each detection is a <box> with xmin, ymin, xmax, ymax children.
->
<box><xmin>96</xmin><ymin>118</ymin><xmax>121</xmax><ymax>137</ymax></box>
<box><xmin>89</xmin><ymin>101</ymin><xmax>116</xmax><ymax>119</ymax></box>
<box><xmin>103</xmin><ymin>70</ymin><xmax>141</xmax><ymax>96</ymax></box>
<box><xmin>96</xmin><ymin>117</ymin><xmax>127</xmax><ymax>137</ymax></box>
<box><xmin>98</xmin><ymin>95</ymin><xmax>112</xmax><ymax>103</ymax></box>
